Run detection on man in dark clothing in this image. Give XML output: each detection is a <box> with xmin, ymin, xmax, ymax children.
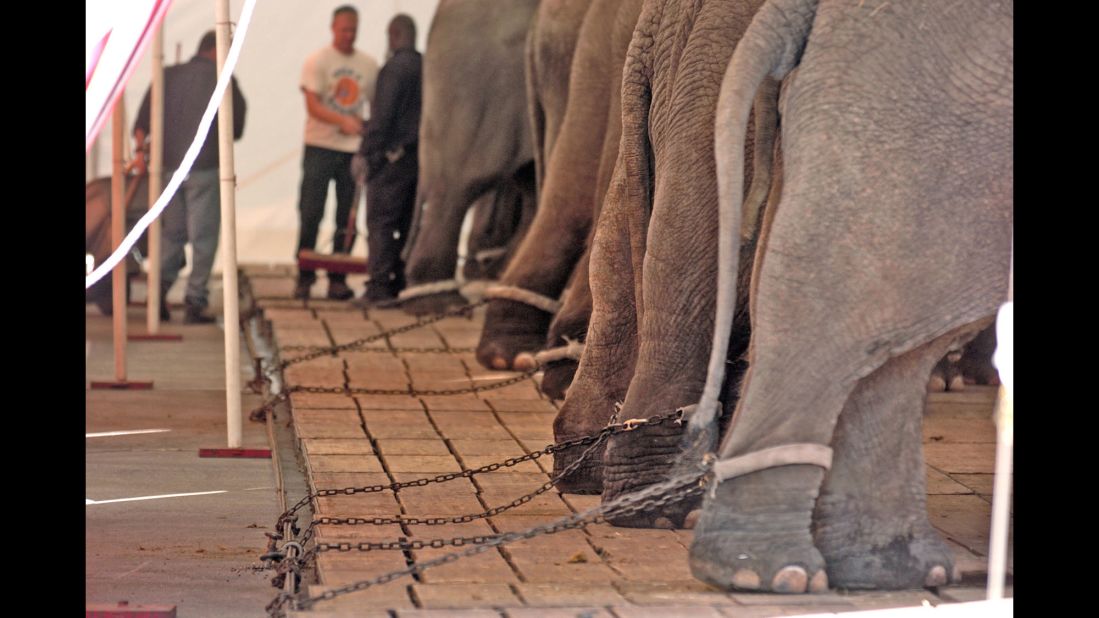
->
<box><xmin>133</xmin><ymin>30</ymin><xmax>246</xmax><ymax>323</ymax></box>
<box><xmin>354</xmin><ymin>14</ymin><xmax>422</xmax><ymax>305</ymax></box>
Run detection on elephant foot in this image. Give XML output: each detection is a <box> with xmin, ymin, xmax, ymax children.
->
<box><xmin>928</xmin><ymin>350</ymin><xmax>966</xmax><ymax>392</ymax></box>
<box><xmin>551</xmin><ymin>439</ymin><xmax>604</xmax><ymax>494</ymax></box>
<box><xmin>539</xmin><ymin>360</ymin><xmax>578</xmax><ymax>400</ymax></box>
<box><xmin>689</xmin><ymin>465</ymin><xmax>828</xmax><ymax>593</ymax></box>
<box><xmin>600</xmin><ymin>419</ymin><xmax>700</xmax><ymax>529</ymax></box>
<box><xmin>400</xmin><ymin>291</ymin><xmax>469</xmax><ymax>316</ymax></box>
<box><xmin>476</xmin><ymin>300</ymin><xmax>553</xmax><ymax>370</ymax></box>
<box><xmin>814</xmin><ymin>497</ymin><xmax>959</xmax><ymax>590</ymax></box>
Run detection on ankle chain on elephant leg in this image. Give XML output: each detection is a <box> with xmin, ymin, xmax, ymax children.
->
<box><xmin>484</xmin><ymin>284</ymin><xmax>563</xmax><ymax>314</ymax></box>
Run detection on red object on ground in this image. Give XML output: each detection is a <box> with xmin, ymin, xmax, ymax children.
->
<box><xmin>90</xmin><ymin>381</ymin><xmax>155</xmax><ymax>390</ymax></box>
<box><xmin>128</xmin><ymin>334</ymin><xmax>184</xmax><ymax>341</ymax></box>
<box><xmin>198</xmin><ymin>448</ymin><xmax>271</xmax><ymax>458</ymax></box>
<box><xmin>86</xmin><ymin>601</ymin><xmax>176</xmax><ymax>617</ymax></box>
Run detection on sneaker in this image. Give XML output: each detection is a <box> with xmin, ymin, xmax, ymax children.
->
<box><xmin>293</xmin><ymin>280</ymin><xmax>313</xmax><ymax>300</ymax></box>
<box><xmin>326</xmin><ymin>280</ymin><xmax>355</xmax><ymax>301</ymax></box>
<box><xmin>183</xmin><ymin>305</ymin><xmax>216</xmax><ymax>324</ymax></box>
<box><xmin>351</xmin><ymin>286</ymin><xmax>399</xmax><ymax>309</ymax></box>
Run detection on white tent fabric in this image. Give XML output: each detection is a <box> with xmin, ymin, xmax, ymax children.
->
<box><xmin>87</xmin><ymin>0</ymin><xmax>441</xmax><ymax>269</ymax></box>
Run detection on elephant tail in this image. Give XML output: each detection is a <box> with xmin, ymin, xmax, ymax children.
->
<box><xmin>689</xmin><ymin>0</ymin><xmax>819</xmax><ymax>441</ymax></box>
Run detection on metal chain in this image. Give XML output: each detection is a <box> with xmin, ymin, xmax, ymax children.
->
<box><xmin>279</xmin><ymin>345</ymin><xmax>476</xmax><ymax>354</ymax></box>
<box><xmin>274</xmin><ymin>409</ymin><xmax>682</xmax><ymax>532</ymax></box>
<box><xmin>277</xmin><ymin>300</ymin><xmax>486</xmax><ymax>370</ymax></box>
<box><xmin>265</xmin><ymin>456</ymin><xmax>713</xmax><ymax>616</ymax></box>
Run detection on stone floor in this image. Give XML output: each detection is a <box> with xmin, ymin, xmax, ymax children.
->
<box><xmin>244</xmin><ymin>266</ymin><xmax>1013</xmax><ymax>617</ymax></box>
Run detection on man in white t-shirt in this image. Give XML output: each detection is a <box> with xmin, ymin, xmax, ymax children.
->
<box><xmin>294</xmin><ymin>5</ymin><xmax>380</xmax><ymax>300</ymax></box>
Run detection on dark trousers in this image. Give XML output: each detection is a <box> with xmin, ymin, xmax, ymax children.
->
<box><xmin>296</xmin><ymin>145</ymin><xmax>357</xmax><ymax>284</ymax></box>
<box><xmin>365</xmin><ymin>151</ymin><xmax>417</xmax><ymax>295</ymax></box>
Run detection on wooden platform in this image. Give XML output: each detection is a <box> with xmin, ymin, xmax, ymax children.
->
<box><xmin>248</xmin><ymin>268</ymin><xmax>1013</xmax><ymax>616</ymax></box>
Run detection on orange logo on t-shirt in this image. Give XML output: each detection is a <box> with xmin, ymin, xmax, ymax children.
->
<box><xmin>333</xmin><ymin>77</ymin><xmax>360</xmax><ymax>107</ymax></box>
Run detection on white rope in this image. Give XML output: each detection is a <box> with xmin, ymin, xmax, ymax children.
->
<box><xmin>484</xmin><ymin>284</ymin><xmax>562</xmax><ymax>314</ymax></box>
<box><xmin>85</xmin><ymin>0</ymin><xmax>258</xmax><ymax>289</ymax></box>
<box><xmin>533</xmin><ymin>337</ymin><xmax>585</xmax><ymax>365</ymax></box>
<box><xmin>711</xmin><ymin>443</ymin><xmax>833</xmax><ymax>484</ymax></box>
<box><xmin>397</xmin><ymin>279</ymin><xmax>462</xmax><ymax>300</ymax></box>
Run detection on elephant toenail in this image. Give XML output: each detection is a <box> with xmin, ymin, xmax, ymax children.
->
<box><xmin>809</xmin><ymin>570</ymin><xmax>829</xmax><ymax>593</ymax></box>
<box><xmin>652</xmin><ymin>517</ymin><xmax>675</xmax><ymax>529</ymax></box>
<box><xmin>772</xmin><ymin>566</ymin><xmax>808</xmax><ymax>593</ymax></box>
<box><xmin>925</xmin><ymin>565</ymin><xmax>948</xmax><ymax>587</ymax></box>
<box><xmin>514</xmin><ymin>352</ymin><xmax>536</xmax><ymax>371</ymax></box>
<box><xmin>731</xmin><ymin>569</ymin><xmax>761</xmax><ymax>590</ymax></box>
<box><xmin>491</xmin><ymin>356</ymin><xmax>509</xmax><ymax>370</ymax></box>
<box><xmin>683</xmin><ymin>509</ymin><xmax>701</xmax><ymax>529</ymax></box>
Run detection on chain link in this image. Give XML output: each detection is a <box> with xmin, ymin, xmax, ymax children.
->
<box><xmin>265</xmin><ymin>456</ymin><xmax>713</xmax><ymax>616</ymax></box>
<box><xmin>277</xmin><ymin>300</ymin><xmax>486</xmax><ymax>370</ymax></box>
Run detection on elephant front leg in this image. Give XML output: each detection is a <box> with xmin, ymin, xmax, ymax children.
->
<box><xmin>814</xmin><ymin>331</ymin><xmax>968</xmax><ymax>590</ymax></box>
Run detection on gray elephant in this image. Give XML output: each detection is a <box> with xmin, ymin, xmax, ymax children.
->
<box><xmin>929</xmin><ymin>323</ymin><xmax>1000</xmax><ymax>392</ymax></box>
<box><xmin>550</xmin><ymin>0</ymin><xmax>779</xmax><ymax>494</ymax></box>
<box><xmin>682</xmin><ymin>0</ymin><xmax>1012</xmax><ymax>593</ymax></box>
<box><xmin>474</xmin><ymin>0</ymin><xmax>641</xmax><ymax>388</ymax></box>
<box><xmin>398</xmin><ymin>0</ymin><xmax>539</xmax><ymax>314</ymax></box>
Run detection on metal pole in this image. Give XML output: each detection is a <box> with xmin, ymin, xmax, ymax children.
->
<box><xmin>148</xmin><ymin>25</ymin><xmax>165</xmax><ymax>333</ymax></box>
<box><xmin>987</xmin><ymin>248</ymin><xmax>1013</xmax><ymax>600</ymax></box>
<box><xmin>111</xmin><ymin>101</ymin><xmax>128</xmax><ymax>382</ymax></box>
<box><xmin>215</xmin><ymin>0</ymin><xmax>242</xmax><ymax>448</ymax></box>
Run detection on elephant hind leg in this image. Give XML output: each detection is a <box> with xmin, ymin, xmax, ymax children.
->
<box><xmin>813</xmin><ymin>324</ymin><xmax>984</xmax><ymax>590</ymax></box>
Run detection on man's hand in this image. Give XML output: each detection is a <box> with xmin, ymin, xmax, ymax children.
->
<box><xmin>351</xmin><ymin>153</ymin><xmax>368</xmax><ymax>185</ymax></box>
<box><xmin>338</xmin><ymin>115</ymin><xmax>362</xmax><ymax>135</ymax></box>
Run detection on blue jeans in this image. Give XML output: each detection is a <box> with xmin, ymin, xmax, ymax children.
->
<box><xmin>160</xmin><ymin>167</ymin><xmax>220</xmax><ymax>308</ymax></box>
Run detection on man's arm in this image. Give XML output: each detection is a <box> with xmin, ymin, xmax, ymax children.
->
<box><xmin>131</xmin><ymin>89</ymin><xmax>152</xmax><ymax>173</ymax></box>
<box><xmin>362</xmin><ymin>61</ymin><xmax>404</xmax><ymax>166</ymax></box>
<box><xmin>303</xmin><ymin>89</ymin><xmax>361</xmax><ymax>135</ymax></box>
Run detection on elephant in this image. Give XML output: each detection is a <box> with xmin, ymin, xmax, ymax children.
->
<box><xmin>928</xmin><ymin>323</ymin><xmax>1000</xmax><ymax>392</ymax></box>
<box><xmin>398</xmin><ymin>0</ymin><xmax>539</xmax><ymax>315</ymax></box>
<box><xmin>474</xmin><ymin>0</ymin><xmax>642</xmax><ymax>389</ymax></box>
<box><xmin>679</xmin><ymin>0</ymin><xmax>1012</xmax><ymax>593</ymax></box>
<box><xmin>549</xmin><ymin>0</ymin><xmax>779</xmax><ymax>494</ymax></box>
<box><xmin>85</xmin><ymin>174</ymin><xmax>150</xmax><ymax>314</ymax></box>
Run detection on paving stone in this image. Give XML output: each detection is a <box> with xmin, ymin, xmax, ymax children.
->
<box><xmin>504</xmin><ymin>608</ymin><xmax>615</xmax><ymax>618</ymax></box>
<box><xmin>315</xmin><ymin>309</ymin><xmax>371</xmax><ymax>324</ymax></box>
<box><xmin>316</xmin><ymin>552</ymin><xmax>414</xmax><ymax>583</ymax></box>
<box><xmin>391</xmin><ymin>473</ymin><xmax>479</xmax><ymax>490</ymax></box>
<box><xmin>937</xmin><ymin>586</ymin><xmax>1012</xmax><ymax>603</ymax></box>
<box><xmin>387</xmin><ymin>329</ymin><xmax>448</xmax><ymax>348</ymax></box>
<box><xmin>263</xmin><ymin>307</ymin><xmax>319</xmax><ymax>322</ymax></box>
<box><xmin>305</xmin><ymin>583</ymin><xmax>413</xmax><ymax>610</ymax></box>
<box><xmin>833</xmin><ymin>590</ymin><xmax>943</xmax><ymax>610</ymax></box>
<box><xmin>612</xmin><ymin>580</ymin><xmax>733</xmax><ymax>605</ymax></box>
<box><xmin>294</xmin><ymin>419</ymin><xmax>367</xmax><ymax>439</ymax></box>
<box><xmin>922</xmin><ymin>417</ymin><xmax>996</xmax><ymax>444</ymax></box>
<box><xmin>926</xmin><ymin>466</ymin><xmax>975</xmax><ymax>495</ymax></box>
<box><xmin>437</xmin><ymin>423</ymin><xmax>516</xmax><ymax>440</ymax></box>
<box><xmin>509</xmin><ymin>557</ymin><xmax>618</xmax><ymax>584</ymax></box>
<box><xmin>450</xmin><ymin>440</ymin><xmax>527</xmax><ymax>457</ymax></box>
<box><xmin>715</xmin><ymin>606</ymin><xmax>825</xmax><ymax>617</ymax></box>
<box><xmin>405</xmin><ymin>355</ymin><xmax>469</xmax><ymax>373</ymax></box>
<box><xmin>400</xmin><ymin>494</ymin><xmax>487</xmax><ymax>515</ymax></box>
<box><xmin>274</xmin><ymin>326</ymin><xmax>332</xmax><ymax>348</ymax></box>
<box><xmin>923</xmin><ymin>443</ymin><xmax>996</xmax><ymax>474</ymax></box>
<box><xmin>402</xmin><ymin>521</ymin><xmax>497</xmax><ymax>539</ymax></box>
<box><xmin>313</xmin><ymin>495</ymin><xmax>403</xmax><ymax>518</ymax></box>
<box><xmin>395</xmin><ymin>610</ymin><xmax>503</xmax><ymax>618</ymax></box>
<box><xmin>480</xmin><ymin>492</ymin><xmax>572</xmax><ymax>517</ymax></box>
<box><xmin>311</xmin><ymin>472</ymin><xmax>393</xmax><ymax>491</ymax></box>
<box><xmin>312</xmin><ymin>523</ymin><xmax>406</xmax><ymax>543</ymax></box>
<box><xmin>928</xmin><ymin>494</ymin><xmax>1010</xmax><ymax>560</ymax></box>
<box><xmin>460</xmin><ymin>457</ymin><xmax>545</xmax><ymax>475</ymax></box>
<box><xmin>485</xmin><ymin>398</ymin><xmax>558</xmax><ymax>413</ymax></box>
<box><xmin>291</xmin><ymin>392</ymin><xmax>359</xmax><ymax>410</ymax></box>
<box><xmin>250</xmin><ymin>277</ymin><xmax>299</xmax><ymax>298</ymax></box>
<box><xmin>727</xmin><ymin>592</ymin><xmax>857</xmax><ymax>607</ymax></box>
<box><xmin>611</xmin><ymin>605</ymin><xmax>727</xmax><ymax>618</ymax></box>
<box><xmin>469</xmin><ymin>378</ymin><xmax>543</xmax><ymax>400</ymax></box>
<box><xmin>412</xmin><ymin>548</ymin><xmax>519</xmax><ymax>584</ymax></box>
<box><xmin>302</xmin><ymin>438</ymin><xmax>375</xmax><ymax>456</ymax></box>
<box><xmin>357</xmin><ymin>395</ymin><xmax>426</xmax><ymax>411</ymax></box>
<box><xmin>475</xmin><ymin>473</ymin><xmax>553</xmax><ymax>491</ymax></box>
<box><xmin>412</xmin><ymin>583</ymin><xmax>522</xmax><ymax>608</ymax></box>
<box><xmin>285</xmin><ymin>365</ymin><xmax>346</xmax><ymax>387</ymax></box>
<box><xmin>384</xmin><ymin>455</ymin><xmax>463</xmax><ymax>473</ymax></box>
<box><xmin>376</xmin><ymin>438</ymin><xmax>453</xmax><ymax>456</ymax></box>
<box><xmin>421</xmin><ymin>395</ymin><xmax>494</xmax><ymax>412</ymax></box>
<box><xmin>368</xmin><ymin>308</ymin><xmax>423</xmax><ymax>328</ymax></box>
<box><xmin>343</xmin><ymin>352</ymin><xmax>407</xmax><ymax>372</ymax></box>
<box><xmin>309</xmin><ymin>454</ymin><xmax>385</xmax><ymax>473</ymax></box>
<box><xmin>950</xmin><ymin>473</ymin><xmax>1004</xmax><ymax>495</ymax></box>
<box><xmin>512</xmin><ymin>583</ymin><xmax>625</xmax><ymax>608</ymax></box>
<box><xmin>242</xmin><ymin>263</ymin><xmax>297</xmax><ymax>277</ymax></box>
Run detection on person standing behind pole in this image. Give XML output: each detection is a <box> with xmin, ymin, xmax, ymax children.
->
<box><xmin>294</xmin><ymin>5</ymin><xmax>380</xmax><ymax>301</ymax></box>
<box><xmin>353</xmin><ymin>14</ymin><xmax>422</xmax><ymax>306</ymax></box>
<box><xmin>133</xmin><ymin>30</ymin><xmax>247</xmax><ymax>324</ymax></box>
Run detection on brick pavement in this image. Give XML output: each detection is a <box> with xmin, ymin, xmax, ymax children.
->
<box><xmin>244</xmin><ymin>268</ymin><xmax>1013</xmax><ymax>617</ymax></box>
